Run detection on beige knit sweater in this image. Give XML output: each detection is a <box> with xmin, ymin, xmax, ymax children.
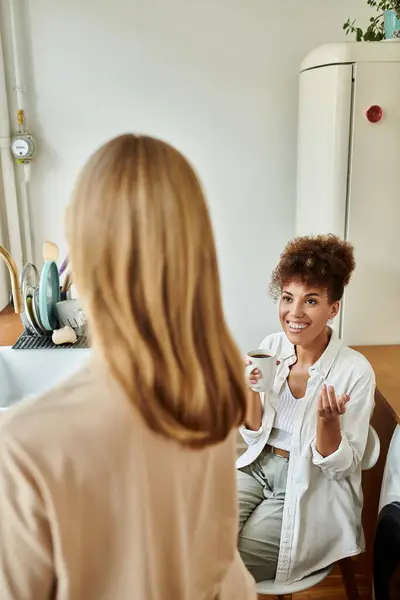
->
<box><xmin>0</xmin><ymin>364</ymin><xmax>256</xmax><ymax>600</ymax></box>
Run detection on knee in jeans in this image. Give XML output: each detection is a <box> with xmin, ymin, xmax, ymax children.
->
<box><xmin>238</xmin><ymin>517</ymin><xmax>281</xmax><ymax>558</ymax></box>
<box><xmin>237</xmin><ymin>536</ymin><xmax>250</xmax><ymax>559</ymax></box>
<box><xmin>237</xmin><ymin>520</ymin><xmax>258</xmax><ymax>553</ymax></box>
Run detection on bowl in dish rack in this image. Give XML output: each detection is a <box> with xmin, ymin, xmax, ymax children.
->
<box><xmin>55</xmin><ymin>299</ymin><xmax>87</xmax><ymax>334</ymax></box>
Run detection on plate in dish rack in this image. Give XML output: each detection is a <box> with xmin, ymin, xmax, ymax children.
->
<box><xmin>39</xmin><ymin>261</ymin><xmax>60</xmax><ymax>331</ymax></box>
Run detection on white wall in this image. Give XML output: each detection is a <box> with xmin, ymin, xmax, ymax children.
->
<box><xmin>0</xmin><ymin>0</ymin><xmax>369</xmax><ymax>350</ymax></box>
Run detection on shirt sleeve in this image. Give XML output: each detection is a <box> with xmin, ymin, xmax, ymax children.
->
<box><xmin>311</xmin><ymin>369</ymin><xmax>376</xmax><ymax>480</ymax></box>
<box><xmin>0</xmin><ymin>432</ymin><xmax>54</xmax><ymax>599</ymax></box>
<box><xmin>239</xmin><ymin>387</ymin><xmax>266</xmax><ymax>446</ymax></box>
<box><xmin>240</xmin><ymin>335</ymin><xmax>276</xmax><ymax>448</ymax></box>
<box><xmin>239</xmin><ymin>422</ymin><xmax>264</xmax><ymax>445</ymax></box>
<box><xmin>311</xmin><ymin>432</ymin><xmax>354</xmax><ymax>471</ymax></box>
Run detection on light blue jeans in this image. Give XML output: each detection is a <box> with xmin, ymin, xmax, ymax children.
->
<box><xmin>237</xmin><ymin>448</ymin><xmax>288</xmax><ymax>582</ymax></box>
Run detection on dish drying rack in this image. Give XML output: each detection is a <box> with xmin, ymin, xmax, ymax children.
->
<box><xmin>15</xmin><ymin>259</ymin><xmax>90</xmax><ymax>350</ymax></box>
<box><xmin>13</xmin><ymin>333</ymin><xmax>89</xmax><ymax>350</ymax></box>
<box><xmin>15</xmin><ymin>303</ymin><xmax>90</xmax><ymax>350</ymax></box>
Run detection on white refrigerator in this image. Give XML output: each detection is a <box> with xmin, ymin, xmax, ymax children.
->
<box><xmin>296</xmin><ymin>42</ymin><xmax>400</xmax><ymax>346</ymax></box>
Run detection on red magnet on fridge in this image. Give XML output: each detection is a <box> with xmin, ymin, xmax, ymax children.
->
<box><xmin>365</xmin><ymin>105</ymin><xmax>383</xmax><ymax>123</ymax></box>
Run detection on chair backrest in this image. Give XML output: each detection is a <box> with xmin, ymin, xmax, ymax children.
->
<box><xmin>361</xmin><ymin>426</ymin><xmax>380</xmax><ymax>471</ymax></box>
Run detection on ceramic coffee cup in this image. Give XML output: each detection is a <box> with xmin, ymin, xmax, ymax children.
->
<box><xmin>245</xmin><ymin>350</ymin><xmax>277</xmax><ymax>393</ymax></box>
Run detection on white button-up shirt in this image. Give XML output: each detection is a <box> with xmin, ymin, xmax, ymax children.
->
<box><xmin>237</xmin><ymin>330</ymin><xmax>375</xmax><ymax>584</ymax></box>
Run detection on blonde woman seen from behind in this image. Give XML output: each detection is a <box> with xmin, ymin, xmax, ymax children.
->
<box><xmin>0</xmin><ymin>135</ymin><xmax>256</xmax><ymax>600</ymax></box>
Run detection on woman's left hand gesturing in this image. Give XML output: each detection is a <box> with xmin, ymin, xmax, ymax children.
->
<box><xmin>316</xmin><ymin>385</ymin><xmax>351</xmax><ymax>457</ymax></box>
<box><xmin>317</xmin><ymin>384</ymin><xmax>350</xmax><ymax>422</ymax></box>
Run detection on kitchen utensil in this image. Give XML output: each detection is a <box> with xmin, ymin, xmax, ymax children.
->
<box><xmin>245</xmin><ymin>350</ymin><xmax>277</xmax><ymax>393</ymax></box>
<box><xmin>20</xmin><ymin>262</ymin><xmax>39</xmax><ymax>292</ymax></box>
<box><xmin>20</xmin><ymin>263</ymin><xmax>41</xmax><ymax>334</ymax></box>
<box><xmin>69</xmin><ymin>284</ymin><xmax>79</xmax><ymax>300</ymax></box>
<box><xmin>20</xmin><ymin>309</ymin><xmax>34</xmax><ymax>335</ymax></box>
<box><xmin>32</xmin><ymin>287</ymin><xmax>47</xmax><ymax>334</ymax></box>
<box><xmin>42</xmin><ymin>241</ymin><xmax>59</xmax><ymax>263</ymax></box>
<box><xmin>23</xmin><ymin>286</ymin><xmax>42</xmax><ymax>335</ymax></box>
<box><xmin>59</xmin><ymin>255</ymin><xmax>69</xmax><ymax>276</ymax></box>
<box><xmin>73</xmin><ymin>307</ymin><xmax>87</xmax><ymax>336</ymax></box>
<box><xmin>39</xmin><ymin>261</ymin><xmax>60</xmax><ymax>331</ymax></box>
<box><xmin>61</xmin><ymin>271</ymin><xmax>72</xmax><ymax>294</ymax></box>
<box><xmin>55</xmin><ymin>299</ymin><xmax>85</xmax><ymax>330</ymax></box>
<box><xmin>52</xmin><ymin>326</ymin><xmax>77</xmax><ymax>345</ymax></box>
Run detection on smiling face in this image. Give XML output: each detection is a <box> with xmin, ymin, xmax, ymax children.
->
<box><xmin>279</xmin><ymin>280</ymin><xmax>340</xmax><ymax>347</ymax></box>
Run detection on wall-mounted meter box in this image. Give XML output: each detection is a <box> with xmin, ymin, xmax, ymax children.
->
<box><xmin>11</xmin><ymin>134</ymin><xmax>36</xmax><ymax>163</ymax></box>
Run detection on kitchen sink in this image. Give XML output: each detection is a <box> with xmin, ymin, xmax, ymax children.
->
<box><xmin>0</xmin><ymin>347</ymin><xmax>91</xmax><ymax>409</ymax></box>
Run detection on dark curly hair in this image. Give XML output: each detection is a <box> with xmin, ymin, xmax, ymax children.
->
<box><xmin>270</xmin><ymin>234</ymin><xmax>355</xmax><ymax>303</ymax></box>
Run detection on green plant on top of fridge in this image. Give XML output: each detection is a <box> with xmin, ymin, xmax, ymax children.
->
<box><xmin>344</xmin><ymin>0</ymin><xmax>400</xmax><ymax>41</ymax></box>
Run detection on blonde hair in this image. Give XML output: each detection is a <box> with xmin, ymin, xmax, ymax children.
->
<box><xmin>67</xmin><ymin>134</ymin><xmax>246</xmax><ymax>447</ymax></box>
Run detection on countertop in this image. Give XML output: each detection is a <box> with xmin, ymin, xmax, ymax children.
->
<box><xmin>0</xmin><ymin>305</ymin><xmax>23</xmax><ymax>347</ymax></box>
<box><xmin>1</xmin><ymin>306</ymin><xmax>399</xmax><ymax>422</ymax></box>
<box><xmin>353</xmin><ymin>345</ymin><xmax>400</xmax><ymax>424</ymax></box>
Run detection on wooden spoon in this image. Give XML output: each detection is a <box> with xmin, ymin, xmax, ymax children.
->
<box><xmin>43</xmin><ymin>241</ymin><xmax>59</xmax><ymax>263</ymax></box>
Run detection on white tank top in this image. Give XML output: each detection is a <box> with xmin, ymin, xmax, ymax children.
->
<box><xmin>267</xmin><ymin>381</ymin><xmax>303</xmax><ymax>452</ymax></box>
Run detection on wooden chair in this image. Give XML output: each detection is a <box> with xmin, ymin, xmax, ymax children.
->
<box><xmin>255</xmin><ymin>427</ymin><xmax>380</xmax><ymax>600</ymax></box>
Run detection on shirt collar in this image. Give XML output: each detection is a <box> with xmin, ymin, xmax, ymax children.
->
<box><xmin>281</xmin><ymin>328</ymin><xmax>343</xmax><ymax>378</ymax></box>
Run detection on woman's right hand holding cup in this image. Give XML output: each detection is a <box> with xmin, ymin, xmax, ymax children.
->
<box><xmin>244</xmin><ymin>353</ymin><xmax>279</xmax><ymax>430</ymax></box>
<box><xmin>245</xmin><ymin>359</ymin><xmax>262</xmax><ymax>388</ymax></box>
<box><xmin>245</xmin><ymin>354</ymin><xmax>280</xmax><ymax>392</ymax></box>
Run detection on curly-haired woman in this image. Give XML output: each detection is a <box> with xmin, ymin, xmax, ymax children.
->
<box><xmin>237</xmin><ymin>234</ymin><xmax>376</xmax><ymax>585</ymax></box>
